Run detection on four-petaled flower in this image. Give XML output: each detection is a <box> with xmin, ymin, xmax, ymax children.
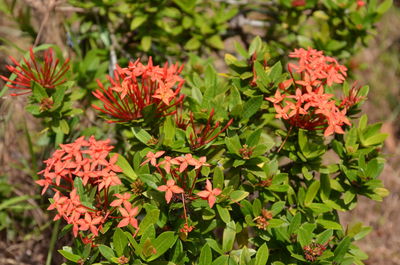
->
<box><xmin>110</xmin><ymin>193</ymin><xmax>132</xmax><ymax>208</ymax></box>
<box><xmin>77</xmin><ymin>213</ymin><xmax>103</xmax><ymax>236</ymax></box>
<box><xmin>141</xmin><ymin>151</ymin><xmax>165</xmax><ymax>167</ymax></box>
<box><xmin>157</xmin><ymin>179</ymin><xmax>184</xmax><ymax>203</ymax></box>
<box><xmin>196</xmin><ymin>180</ymin><xmax>222</xmax><ymax>208</ymax></box>
<box><xmin>117</xmin><ymin>204</ymin><xmax>139</xmax><ymax>228</ymax></box>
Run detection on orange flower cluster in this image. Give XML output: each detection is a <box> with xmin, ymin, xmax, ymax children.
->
<box><xmin>141</xmin><ymin>152</ymin><xmax>221</xmax><ymax>208</ymax></box>
<box><xmin>92</xmin><ymin>58</ymin><xmax>185</xmax><ymax>122</ymax></box>
<box><xmin>266</xmin><ymin>47</ymin><xmax>354</xmax><ymax>136</ymax></box>
<box><xmin>36</xmin><ymin>136</ymin><xmax>139</xmax><ymax>241</ymax></box>
<box><xmin>0</xmin><ymin>48</ymin><xmax>70</xmax><ymax>96</ymax></box>
<box><xmin>142</xmin><ymin>151</ymin><xmax>221</xmax><ymax>234</ymax></box>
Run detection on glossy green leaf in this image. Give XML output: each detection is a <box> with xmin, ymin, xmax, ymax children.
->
<box><xmin>304</xmin><ymin>181</ymin><xmax>320</xmax><ymax>206</ymax></box>
<box><xmin>98</xmin><ymin>245</ymin><xmax>116</xmax><ymax>261</ymax></box>
<box><xmin>222</xmin><ymin>221</ymin><xmax>236</xmax><ymax>252</ymax></box>
<box><xmin>110</xmin><ymin>153</ymin><xmax>137</xmax><ymax>181</ymax></box>
<box><xmin>113</xmin><ymin>228</ymin><xmax>128</xmax><ymax>256</ymax></box>
<box><xmin>254</xmin><ymin>243</ymin><xmax>269</xmax><ymax>265</ymax></box>
<box><xmin>199</xmin><ymin>244</ymin><xmax>212</xmax><ymax>265</ymax></box>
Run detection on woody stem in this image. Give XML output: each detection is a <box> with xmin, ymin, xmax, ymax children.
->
<box><xmin>277</xmin><ymin>125</ymin><xmax>293</xmax><ymax>153</ymax></box>
<box><xmin>181</xmin><ymin>193</ymin><xmax>188</xmax><ymax>224</ymax></box>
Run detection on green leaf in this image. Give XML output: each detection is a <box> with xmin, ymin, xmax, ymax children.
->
<box><xmin>268</xmin><ymin>62</ymin><xmax>282</xmax><ymax>82</ymax></box>
<box><xmin>138</xmin><ymin>208</ymin><xmax>160</xmax><ymax>236</ymax></box>
<box><xmin>377</xmin><ymin>0</ymin><xmax>392</xmax><ymax>14</ymax></box>
<box><xmin>288</xmin><ymin>213</ymin><xmax>301</xmax><ymax>235</ymax></box>
<box><xmin>58</xmin><ymin>250</ymin><xmax>82</xmax><ymax>263</ymax></box>
<box><xmin>343</xmin><ymin>190</ymin><xmax>356</xmax><ymax>204</ymax></box>
<box><xmin>130</xmin><ymin>15</ymin><xmax>148</xmax><ymax>30</ymax></box>
<box><xmin>212</xmin><ymin>256</ymin><xmax>229</xmax><ymax>265</ymax></box>
<box><xmin>254</xmin><ymin>243</ymin><xmax>269</xmax><ymax>265</ymax></box>
<box><xmin>59</xmin><ymin>119</ymin><xmax>70</xmax><ymax>134</ymax></box>
<box><xmin>113</xmin><ymin>228</ymin><xmax>128</xmax><ymax>256</ymax></box>
<box><xmin>217</xmin><ymin>205</ymin><xmax>231</xmax><ymax>224</ymax></box>
<box><xmin>224</xmin><ymin>53</ymin><xmax>238</xmax><ymax>66</ymax></box>
<box><xmin>206</xmin><ymin>238</ymin><xmax>224</xmax><ymax>255</ymax></box>
<box><xmin>242</xmin><ymin>96</ymin><xmax>263</xmax><ymax>120</ymax></box>
<box><xmin>148</xmin><ymin>231</ymin><xmax>177</xmax><ymax>261</ymax></box>
<box><xmin>225</xmin><ymin>135</ymin><xmax>242</xmax><ymax>155</ymax></box>
<box><xmin>213</xmin><ymin>167</ymin><xmax>224</xmax><ymax>189</ymax></box>
<box><xmin>132</xmin><ymin>127</ymin><xmax>152</xmax><ymax>145</ymax></box>
<box><xmin>308</xmin><ymin>203</ymin><xmax>331</xmax><ymax>213</ymax></box>
<box><xmin>206</xmin><ymin>35</ymin><xmax>224</xmax><ymax>49</ymax></box>
<box><xmin>111</xmin><ymin>153</ymin><xmax>137</xmax><ymax>181</ymax></box>
<box><xmin>304</xmin><ymin>181</ymin><xmax>320</xmax><ymax>206</ymax></box>
<box><xmin>98</xmin><ymin>245</ymin><xmax>116</xmax><ymax>261</ymax></box>
<box><xmin>230</xmin><ymin>190</ymin><xmax>249</xmax><ymax>203</ymax></box>
<box><xmin>297</xmin><ymin>226</ymin><xmax>313</xmax><ymax>247</ymax></box>
<box><xmin>316</xmin><ymin>219</ymin><xmax>342</xmax><ymax>230</ymax></box>
<box><xmin>162</xmin><ymin>116</ymin><xmax>176</xmax><ymax>146</ymax></box>
<box><xmin>333</xmin><ymin>237</ymin><xmax>351</xmax><ymax>262</ymax></box>
<box><xmin>32</xmin><ymin>82</ymin><xmax>48</xmax><ymax>101</ymax></box>
<box><xmin>316</xmin><ymin>229</ymin><xmax>333</xmax><ymax>245</ymax></box>
<box><xmin>199</xmin><ymin>244</ymin><xmax>212</xmax><ymax>265</ymax></box>
<box><xmin>185</xmin><ymin>37</ymin><xmax>201</xmax><ymax>50</ymax></box>
<box><xmin>141</xmin><ymin>36</ymin><xmax>152</xmax><ymax>52</ymax></box>
<box><xmin>248</xmin><ymin>36</ymin><xmax>262</xmax><ymax>55</ymax></box>
<box><xmin>270</xmin><ymin>201</ymin><xmax>285</xmax><ymax>216</ymax></box>
<box><xmin>246</xmin><ymin>128</ymin><xmax>262</xmax><ymax>147</ymax></box>
<box><xmin>222</xmin><ymin>221</ymin><xmax>236</xmax><ymax>252</ymax></box>
<box><xmin>50</xmin><ymin>85</ymin><xmax>66</xmax><ymax>111</ymax></box>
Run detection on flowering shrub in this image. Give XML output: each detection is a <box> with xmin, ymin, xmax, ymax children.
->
<box><xmin>64</xmin><ymin>0</ymin><xmax>392</xmax><ymax>63</ymax></box>
<box><xmin>2</xmin><ymin>36</ymin><xmax>388</xmax><ymax>264</ymax></box>
<box><xmin>5</xmin><ymin>38</ymin><xmax>387</xmax><ymax>265</ymax></box>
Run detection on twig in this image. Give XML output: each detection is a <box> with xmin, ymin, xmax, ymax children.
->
<box><xmin>277</xmin><ymin>125</ymin><xmax>293</xmax><ymax>153</ymax></box>
<box><xmin>33</xmin><ymin>0</ymin><xmax>58</xmax><ymax>47</ymax></box>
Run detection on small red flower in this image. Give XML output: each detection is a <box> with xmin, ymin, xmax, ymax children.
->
<box><xmin>157</xmin><ymin>156</ymin><xmax>180</xmax><ymax>174</ymax></box>
<box><xmin>117</xmin><ymin>203</ymin><xmax>139</xmax><ymax>228</ymax></box>
<box><xmin>357</xmin><ymin>0</ymin><xmax>366</xmax><ymax>9</ymax></box>
<box><xmin>157</xmin><ymin>179</ymin><xmax>184</xmax><ymax>203</ymax></box>
<box><xmin>141</xmin><ymin>151</ymin><xmax>165</xmax><ymax>167</ymax></box>
<box><xmin>291</xmin><ymin>0</ymin><xmax>306</xmax><ymax>7</ymax></box>
<box><xmin>0</xmin><ymin>48</ymin><xmax>70</xmax><ymax>96</ymax></box>
<box><xmin>196</xmin><ymin>180</ymin><xmax>222</xmax><ymax>208</ymax></box>
<box><xmin>110</xmin><ymin>193</ymin><xmax>131</xmax><ymax>208</ymax></box>
<box><xmin>77</xmin><ymin>213</ymin><xmax>103</xmax><ymax>236</ymax></box>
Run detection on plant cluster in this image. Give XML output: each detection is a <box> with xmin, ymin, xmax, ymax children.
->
<box><xmin>0</xmin><ymin>0</ymin><xmax>392</xmax><ymax>264</ymax></box>
<box><xmin>64</xmin><ymin>0</ymin><xmax>392</xmax><ymax>62</ymax></box>
<box><xmin>1</xmin><ymin>34</ymin><xmax>389</xmax><ymax>264</ymax></box>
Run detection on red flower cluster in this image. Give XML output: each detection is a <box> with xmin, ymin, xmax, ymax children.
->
<box><xmin>36</xmin><ymin>136</ymin><xmax>139</xmax><ymax>241</ymax></box>
<box><xmin>92</xmin><ymin>58</ymin><xmax>185</xmax><ymax>122</ymax></box>
<box><xmin>0</xmin><ymin>48</ymin><xmax>70</xmax><ymax>96</ymax></box>
<box><xmin>288</xmin><ymin>47</ymin><xmax>347</xmax><ymax>87</ymax></box>
<box><xmin>141</xmin><ymin>151</ymin><xmax>221</xmax><ymax>208</ymax></box>
<box><xmin>266</xmin><ymin>48</ymin><xmax>353</xmax><ymax>136</ymax></box>
<box><xmin>142</xmin><ymin>151</ymin><xmax>221</xmax><ymax>234</ymax></box>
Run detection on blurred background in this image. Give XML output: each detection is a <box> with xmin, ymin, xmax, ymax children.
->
<box><xmin>0</xmin><ymin>0</ymin><xmax>399</xmax><ymax>264</ymax></box>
